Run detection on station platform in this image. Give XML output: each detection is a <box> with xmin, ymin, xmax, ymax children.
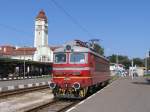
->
<box><xmin>0</xmin><ymin>77</ymin><xmax>50</xmax><ymax>92</ymax></box>
<box><xmin>67</xmin><ymin>77</ymin><xmax>150</xmax><ymax>112</ymax></box>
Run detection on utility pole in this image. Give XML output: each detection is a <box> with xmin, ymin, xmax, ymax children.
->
<box><xmin>116</xmin><ymin>54</ymin><xmax>119</xmax><ymax>70</ymax></box>
<box><xmin>131</xmin><ymin>59</ymin><xmax>134</xmax><ymax>80</ymax></box>
<box><xmin>148</xmin><ymin>50</ymin><xmax>150</xmax><ymax>71</ymax></box>
<box><xmin>23</xmin><ymin>46</ymin><xmax>26</xmax><ymax>78</ymax></box>
<box><xmin>116</xmin><ymin>54</ymin><xmax>119</xmax><ymax>76</ymax></box>
<box><xmin>145</xmin><ymin>50</ymin><xmax>150</xmax><ymax>73</ymax></box>
<box><xmin>145</xmin><ymin>52</ymin><xmax>148</xmax><ymax>73</ymax></box>
<box><xmin>116</xmin><ymin>54</ymin><xmax>118</xmax><ymax>65</ymax></box>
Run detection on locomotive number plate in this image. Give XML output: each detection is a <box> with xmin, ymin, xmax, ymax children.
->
<box><xmin>64</xmin><ymin>77</ymin><xmax>70</xmax><ymax>80</ymax></box>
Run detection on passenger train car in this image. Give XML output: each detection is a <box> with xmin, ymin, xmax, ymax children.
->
<box><xmin>49</xmin><ymin>40</ymin><xmax>110</xmax><ymax>99</ymax></box>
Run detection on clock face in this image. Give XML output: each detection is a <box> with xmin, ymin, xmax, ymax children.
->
<box><xmin>36</xmin><ymin>25</ymin><xmax>42</xmax><ymax>31</ymax></box>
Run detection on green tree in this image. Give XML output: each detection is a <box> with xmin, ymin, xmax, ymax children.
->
<box><xmin>89</xmin><ymin>39</ymin><xmax>104</xmax><ymax>55</ymax></box>
<box><xmin>94</xmin><ymin>44</ymin><xmax>104</xmax><ymax>55</ymax></box>
<box><xmin>107</xmin><ymin>54</ymin><xmax>117</xmax><ymax>63</ymax></box>
<box><xmin>133</xmin><ymin>58</ymin><xmax>144</xmax><ymax>67</ymax></box>
<box><xmin>108</xmin><ymin>54</ymin><xmax>131</xmax><ymax>69</ymax></box>
<box><xmin>108</xmin><ymin>54</ymin><xmax>145</xmax><ymax>69</ymax></box>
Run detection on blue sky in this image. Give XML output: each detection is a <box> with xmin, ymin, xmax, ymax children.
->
<box><xmin>0</xmin><ymin>0</ymin><xmax>150</xmax><ymax>58</ymax></box>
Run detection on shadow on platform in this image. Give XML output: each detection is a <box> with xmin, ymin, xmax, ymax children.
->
<box><xmin>132</xmin><ymin>79</ymin><xmax>150</xmax><ymax>85</ymax></box>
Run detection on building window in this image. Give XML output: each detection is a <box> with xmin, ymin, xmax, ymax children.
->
<box><xmin>40</xmin><ymin>56</ymin><xmax>47</xmax><ymax>62</ymax></box>
<box><xmin>4</xmin><ymin>48</ymin><xmax>6</xmax><ymax>52</ymax></box>
<box><xmin>37</xmin><ymin>25</ymin><xmax>42</xmax><ymax>30</ymax></box>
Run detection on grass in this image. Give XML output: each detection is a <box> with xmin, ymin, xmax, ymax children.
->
<box><xmin>109</xmin><ymin>75</ymin><xmax>119</xmax><ymax>83</ymax></box>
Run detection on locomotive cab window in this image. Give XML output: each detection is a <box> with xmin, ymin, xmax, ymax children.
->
<box><xmin>54</xmin><ymin>53</ymin><xmax>66</xmax><ymax>63</ymax></box>
<box><xmin>70</xmin><ymin>53</ymin><xmax>86</xmax><ymax>64</ymax></box>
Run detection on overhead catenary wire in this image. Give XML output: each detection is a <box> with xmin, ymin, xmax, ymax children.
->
<box><xmin>0</xmin><ymin>22</ymin><xmax>34</xmax><ymax>47</ymax></box>
<box><xmin>0</xmin><ymin>23</ymin><xmax>33</xmax><ymax>38</ymax></box>
<box><xmin>49</xmin><ymin>0</ymin><xmax>95</xmax><ymax>38</ymax></box>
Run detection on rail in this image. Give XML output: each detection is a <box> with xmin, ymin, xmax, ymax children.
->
<box><xmin>0</xmin><ymin>85</ymin><xmax>49</xmax><ymax>98</ymax></box>
<box><xmin>25</xmin><ymin>100</ymin><xmax>80</xmax><ymax>112</ymax></box>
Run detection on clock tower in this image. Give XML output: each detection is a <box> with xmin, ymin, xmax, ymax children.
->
<box><xmin>34</xmin><ymin>10</ymin><xmax>48</xmax><ymax>47</ymax></box>
<box><xmin>33</xmin><ymin>10</ymin><xmax>53</xmax><ymax>62</ymax></box>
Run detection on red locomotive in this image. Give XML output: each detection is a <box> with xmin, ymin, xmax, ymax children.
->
<box><xmin>49</xmin><ymin>40</ymin><xmax>110</xmax><ymax>99</ymax></box>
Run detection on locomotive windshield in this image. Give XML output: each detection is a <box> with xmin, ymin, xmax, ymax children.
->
<box><xmin>54</xmin><ymin>53</ymin><xmax>66</xmax><ymax>63</ymax></box>
<box><xmin>70</xmin><ymin>53</ymin><xmax>86</xmax><ymax>64</ymax></box>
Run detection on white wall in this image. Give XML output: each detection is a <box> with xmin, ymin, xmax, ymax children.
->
<box><xmin>11</xmin><ymin>55</ymin><xmax>34</xmax><ymax>61</ymax></box>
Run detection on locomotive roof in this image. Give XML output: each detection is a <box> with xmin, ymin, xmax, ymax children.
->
<box><xmin>54</xmin><ymin>46</ymin><xmax>109</xmax><ymax>62</ymax></box>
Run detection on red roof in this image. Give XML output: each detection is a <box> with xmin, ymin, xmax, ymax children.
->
<box><xmin>0</xmin><ymin>45</ymin><xmax>60</xmax><ymax>56</ymax></box>
<box><xmin>13</xmin><ymin>48</ymin><xmax>36</xmax><ymax>55</ymax></box>
<box><xmin>36</xmin><ymin>10</ymin><xmax>47</xmax><ymax>20</ymax></box>
<box><xmin>0</xmin><ymin>46</ymin><xmax>36</xmax><ymax>56</ymax></box>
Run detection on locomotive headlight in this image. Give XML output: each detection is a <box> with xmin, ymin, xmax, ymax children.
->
<box><xmin>48</xmin><ymin>82</ymin><xmax>56</xmax><ymax>89</ymax></box>
<box><xmin>73</xmin><ymin>82</ymin><xmax>80</xmax><ymax>90</ymax></box>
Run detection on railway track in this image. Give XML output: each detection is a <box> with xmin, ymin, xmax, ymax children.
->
<box><xmin>0</xmin><ymin>85</ymin><xmax>49</xmax><ymax>98</ymax></box>
<box><xmin>26</xmin><ymin>99</ymin><xmax>80</xmax><ymax>112</ymax></box>
<box><xmin>24</xmin><ymin>80</ymin><xmax>112</xmax><ymax>112</ymax></box>
<box><xmin>0</xmin><ymin>78</ymin><xmax>114</xmax><ymax>111</ymax></box>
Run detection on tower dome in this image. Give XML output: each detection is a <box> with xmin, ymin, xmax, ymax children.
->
<box><xmin>36</xmin><ymin>10</ymin><xmax>47</xmax><ymax>20</ymax></box>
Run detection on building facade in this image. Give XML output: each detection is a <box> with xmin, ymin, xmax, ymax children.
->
<box><xmin>0</xmin><ymin>10</ymin><xmax>55</xmax><ymax>62</ymax></box>
<box><xmin>0</xmin><ymin>45</ymin><xmax>36</xmax><ymax>60</ymax></box>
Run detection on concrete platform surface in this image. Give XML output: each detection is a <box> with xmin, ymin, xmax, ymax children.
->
<box><xmin>0</xmin><ymin>77</ymin><xmax>50</xmax><ymax>92</ymax></box>
<box><xmin>0</xmin><ymin>89</ymin><xmax>53</xmax><ymax>112</ymax></box>
<box><xmin>68</xmin><ymin>77</ymin><xmax>150</xmax><ymax>112</ymax></box>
